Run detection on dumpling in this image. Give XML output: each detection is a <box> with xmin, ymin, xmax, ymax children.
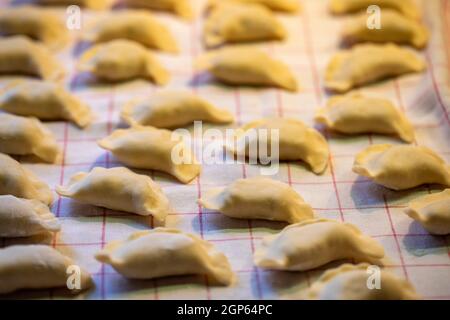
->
<box><xmin>196</xmin><ymin>47</ymin><xmax>298</xmax><ymax>91</ymax></box>
<box><xmin>56</xmin><ymin>167</ymin><xmax>171</xmax><ymax>223</ymax></box>
<box><xmin>97</xmin><ymin>126</ymin><xmax>201</xmax><ymax>184</ymax></box>
<box><xmin>325</xmin><ymin>44</ymin><xmax>426</xmax><ymax>93</ymax></box>
<box><xmin>30</xmin><ymin>0</ymin><xmax>114</xmax><ymax>10</ymax></box>
<box><xmin>78</xmin><ymin>39</ymin><xmax>169</xmax><ymax>84</ymax></box>
<box><xmin>232</xmin><ymin>118</ymin><xmax>329</xmax><ymax>174</ymax></box>
<box><xmin>207</xmin><ymin>0</ymin><xmax>301</xmax><ymax>13</ymax></box>
<box><xmin>0</xmin><ymin>113</ymin><xmax>61</xmax><ymax>163</ymax></box>
<box><xmin>341</xmin><ymin>9</ymin><xmax>428</xmax><ymax>49</ymax></box>
<box><xmin>0</xmin><ymin>245</ymin><xmax>92</xmax><ymax>295</ymax></box>
<box><xmin>254</xmin><ymin>218</ymin><xmax>385</xmax><ymax>271</ymax></box>
<box><xmin>305</xmin><ymin>263</ymin><xmax>419</xmax><ymax>300</ymax></box>
<box><xmin>96</xmin><ymin>228</ymin><xmax>234</xmax><ymax>285</ymax></box>
<box><xmin>0</xmin><ymin>80</ymin><xmax>92</xmax><ymax>128</ymax></box>
<box><xmin>353</xmin><ymin>144</ymin><xmax>450</xmax><ymax>190</ymax></box>
<box><xmin>0</xmin><ymin>153</ymin><xmax>53</xmax><ymax>205</ymax></box>
<box><xmin>315</xmin><ymin>94</ymin><xmax>415</xmax><ymax>142</ymax></box>
<box><xmin>0</xmin><ymin>36</ymin><xmax>64</xmax><ymax>80</ymax></box>
<box><xmin>198</xmin><ymin>176</ymin><xmax>314</xmax><ymax>223</ymax></box>
<box><xmin>84</xmin><ymin>10</ymin><xmax>178</xmax><ymax>53</ymax></box>
<box><xmin>0</xmin><ymin>195</ymin><xmax>60</xmax><ymax>238</ymax></box>
<box><xmin>404</xmin><ymin>189</ymin><xmax>450</xmax><ymax>235</ymax></box>
<box><xmin>121</xmin><ymin>0</ymin><xmax>193</xmax><ymax>20</ymax></box>
<box><xmin>121</xmin><ymin>90</ymin><xmax>234</xmax><ymax>128</ymax></box>
<box><xmin>0</xmin><ymin>6</ymin><xmax>67</xmax><ymax>50</ymax></box>
<box><xmin>329</xmin><ymin>0</ymin><xmax>420</xmax><ymax>19</ymax></box>
<box><xmin>204</xmin><ymin>2</ymin><xmax>286</xmax><ymax>48</ymax></box>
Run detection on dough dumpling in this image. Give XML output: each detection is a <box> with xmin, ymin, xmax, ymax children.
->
<box><xmin>0</xmin><ymin>6</ymin><xmax>67</xmax><ymax>50</ymax></box>
<box><xmin>0</xmin><ymin>80</ymin><xmax>92</xmax><ymax>128</ymax></box>
<box><xmin>84</xmin><ymin>10</ymin><xmax>178</xmax><ymax>53</ymax></box>
<box><xmin>198</xmin><ymin>176</ymin><xmax>314</xmax><ymax>223</ymax></box>
<box><xmin>78</xmin><ymin>39</ymin><xmax>169</xmax><ymax>84</ymax></box>
<box><xmin>0</xmin><ymin>153</ymin><xmax>53</xmax><ymax>205</ymax></box>
<box><xmin>98</xmin><ymin>126</ymin><xmax>201</xmax><ymax>184</ymax></box>
<box><xmin>121</xmin><ymin>0</ymin><xmax>193</xmax><ymax>19</ymax></box>
<box><xmin>207</xmin><ymin>0</ymin><xmax>300</xmax><ymax>13</ymax></box>
<box><xmin>0</xmin><ymin>245</ymin><xmax>92</xmax><ymax>295</ymax></box>
<box><xmin>0</xmin><ymin>36</ymin><xmax>64</xmax><ymax>80</ymax></box>
<box><xmin>121</xmin><ymin>90</ymin><xmax>234</xmax><ymax>128</ymax></box>
<box><xmin>254</xmin><ymin>218</ymin><xmax>385</xmax><ymax>271</ymax></box>
<box><xmin>197</xmin><ymin>47</ymin><xmax>298</xmax><ymax>91</ymax></box>
<box><xmin>305</xmin><ymin>263</ymin><xmax>419</xmax><ymax>300</ymax></box>
<box><xmin>31</xmin><ymin>0</ymin><xmax>114</xmax><ymax>10</ymax></box>
<box><xmin>233</xmin><ymin>118</ymin><xmax>329</xmax><ymax>174</ymax></box>
<box><xmin>325</xmin><ymin>44</ymin><xmax>426</xmax><ymax>93</ymax></box>
<box><xmin>56</xmin><ymin>167</ymin><xmax>171</xmax><ymax>223</ymax></box>
<box><xmin>404</xmin><ymin>189</ymin><xmax>450</xmax><ymax>235</ymax></box>
<box><xmin>329</xmin><ymin>0</ymin><xmax>420</xmax><ymax>19</ymax></box>
<box><xmin>204</xmin><ymin>3</ymin><xmax>286</xmax><ymax>48</ymax></box>
<box><xmin>315</xmin><ymin>94</ymin><xmax>415</xmax><ymax>142</ymax></box>
<box><xmin>0</xmin><ymin>195</ymin><xmax>60</xmax><ymax>238</ymax></box>
<box><xmin>353</xmin><ymin>144</ymin><xmax>450</xmax><ymax>190</ymax></box>
<box><xmin>96</xmin><ymin>228</ymin><xmax>234</xmax><ymax>285</ymax></box>
<box><xmin>342</xmin><ymin>10</ymin><xmax>428</xmax><ymax>49</ymax></box>
<box><xmin>0</xmin><ymin>113</ymin><xmax>61</xmax><ymax>163</ymax></box>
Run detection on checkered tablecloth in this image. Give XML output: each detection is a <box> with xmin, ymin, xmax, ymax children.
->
<box><xmin>1</xmin><ymin>0</ymin><xmax>449</xmax><ymax>299</ymax></box>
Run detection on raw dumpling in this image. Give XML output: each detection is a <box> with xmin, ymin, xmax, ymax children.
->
<box><xmin>0</xmin><ymin>113</ymin><xmax>61</xmax><ymax>163</ymax></box>
<box><xmin>0</xmin><ymin>153</ymin><xmax>53</xmax><ymax>205</ymax></box>
<box><xmin>342</xmin><ymin>9</ymin><xmax>428</xmax><ymax>49</ymax></box>
<box><xmin>84</xmin><ymin>10</ymin><xmax>178</xmax><ymax>53</ymax></box>
<box><xmin>0</xmin><ymin>36</ymin><xmax>64</xmax><ymax>80</ymax></box>
<box><xmin>96</xmin><ymin>228</ymin><xmax>234</xmax><ymax>285</ymax></box>
<box><xmin>0</xmin><ymin>245</ymin><xmax>92</xmax><ymax>295</ymax></box>
<box><xmin>196</xmin><ymin>47</ymin><xmax>298</xmax><ymax>91</ymax></box>
<box><xmin>233</xmin><ymin>118</ymin><xmax>329</xmax><ymax>174</ymax></box>
<box><xmin>204</xmin><ymin>2</ymin><xmax>286</xmax><ymax>48</ymax></box>
<box><xmin>0</xmin><ymin>195</ymin><xmax>60</xmax><ymax>238</ymax></box>
<box><xmin>353</xmin><ymin>144</ymin><xmax>450</xmax><ymax>190</ymax></box>
<box><xmin>121</xmin><ymin>90</ymin><xmax>234</xmax><ymax>128</ymax></box>
<box><xmin>0</xmin><ymin>6</ymin><xmax>67</xmax><ymax>50</ymax></box>
<box><xmin>254</xmin><ymin>218</ymin><xmax>385</xmax><ymax>271</ymax></box>
<box><xmin>198</xmin><ymin>176</ymin><xmax>314</xmax><ymax>223</ymax></box>
<box><xmin>404</xmin><ymin>189</ymin><xmax>450</xmax><ymax>235</ymax></box>
<box><xmin>315</xmin><ymin>94</ymin><xmax>415</xmax><ymax>142</ymax></box>
<box><xmin>325</xmin><ymin>44</ymin><xmax>426</xmax><ymax>93</ymax></box>
<box><xmin>207</xmin><ymin>0</ymin><xmax>301</xmax><ymax>13</ymax></box>
<box><xmin>56</xmin><ymin>167</ymin><xmax>171</xmax><ymax>223</ymax></box>
<box><xmin>30</xmin><ymin>0</ymin><xmax>114</xmax><ymax>10</ymax></box>
<box><xmin>305</xmin><ymin>263</ymin><xmax>419</xmax><ymax>300</ymax></box>
<box><xmin>98</xmin><ymin>126</ymin><xmax>201</xmax><ymax>184</ymax></box>
<box><xmin>0</xmin><ymin>80</ymin><xmax>92</xmax><ymax>128</ymax></box>
<box><xmin>121</xmin><ymin>0</ymin><xmax>193</xmax><ymax>19</ymax></box>
<box><xmin>78</xmin><ymin>39</ymin><xmax>169</xmax><ymax>84</ymax></box>
<box><xmin>329</xmin><ymin>0</ymin><xmax>420</xmax><ymax>19</ymax></box>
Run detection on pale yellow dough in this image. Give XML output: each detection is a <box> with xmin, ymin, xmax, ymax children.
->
<box><xmin>325</xmin><ymin>44</ymin><xmax>426</xmax><ymax>93</ymax></box>
<box><xmin>31</xmin><ymin>0</ymin><xmax>114</xmax><ymax>10</ymax></box>
<box><xmin>329</xmin><ymin>0</ymin><xmax>420</xmax><ymax>19</ymax></box>
<box><xmin>0</xmin><ymin>153</ymin><xmax>53</xmax><ymax>205</ymax></box>
<box><xmin>207</xmin><ymin>0</ymin><xmax>300</xmax><ymax>13</ymax></box>
<box><xmin>121</xmin><ymin>0</ymin><xmax>194</xmax><ymax>20</ymax></box>
<box><xmin>96</xmin><ymin>228</ymin><xmax>235</xmax><ymax>285</ymax></box>
<box><xmin>121</xmin><ymin>90</ymin><xmax>234</xmax><ymax>128</ymax></box>
<box><xmin>0</xmin><ymin>245</ymin><xmax>93</xmax><ymax>295</ymax></box>
<box><xmin>254</xmin><ymin>219</ymin><xmax>385</xmax><ymax>271</ymax></box>
<box><xmin>0</xmin><ymin>195</ymin><xmax>60</xmax><ymax>238</ymax></box>
<box><xmin>0</xmin><ymin>80</ymin><xmax>92</xmax><ymax>128</ymax></box>
<box><xmin>353</xmin><ymin>144</ymin><xmax>450</xmax><ymax>190</ymax></box>
<box><xmin>404</xmin><ymin>189</ymin><xmax>450</xmax><ymax>235</ymax></box>
<box><xmin>56</xmin><ymin>167</ymin><xmax>171</xmax><ymax>223</ymax></box>
<box><xmin>98</xmin><ymin>126</ymin><xmax>201</xmax><ymax>184</ymax></box>
<box><xmin>204</xmin><ymin>2</ymin><xmax>286</xmax><ymax>48</ymax></box>
<box><xmin>196</xmin><ymin>47</ymin><xmax>298</xmax><ymax>92</ymax></box>
<box><xmin>315</xmin><ymin>94</ymin><xmax>415</xmax><ymax>142</ymax></box>
<box><xmin>198</xmin><ymin>176</ymin><xmax>314</xmax><ymax>223</ymax></box>
<box><xmin>78</xmin><ymin>39</ymin><xmax>169</xmax><ymax>84</ymax></box>
<box><xmin>0</xmin><ymin>36</ymin><xmax>64</xmax><ymax>80</ymax></box>
<box><xmin>305</xmin><ymin>263</ymin><xmax>420</xmax><ymax>300</ymax></box>
<box><xmin>0</xmin><ymin>113</ymin><xmax>61</xmax><ymax>163</ymax></box>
